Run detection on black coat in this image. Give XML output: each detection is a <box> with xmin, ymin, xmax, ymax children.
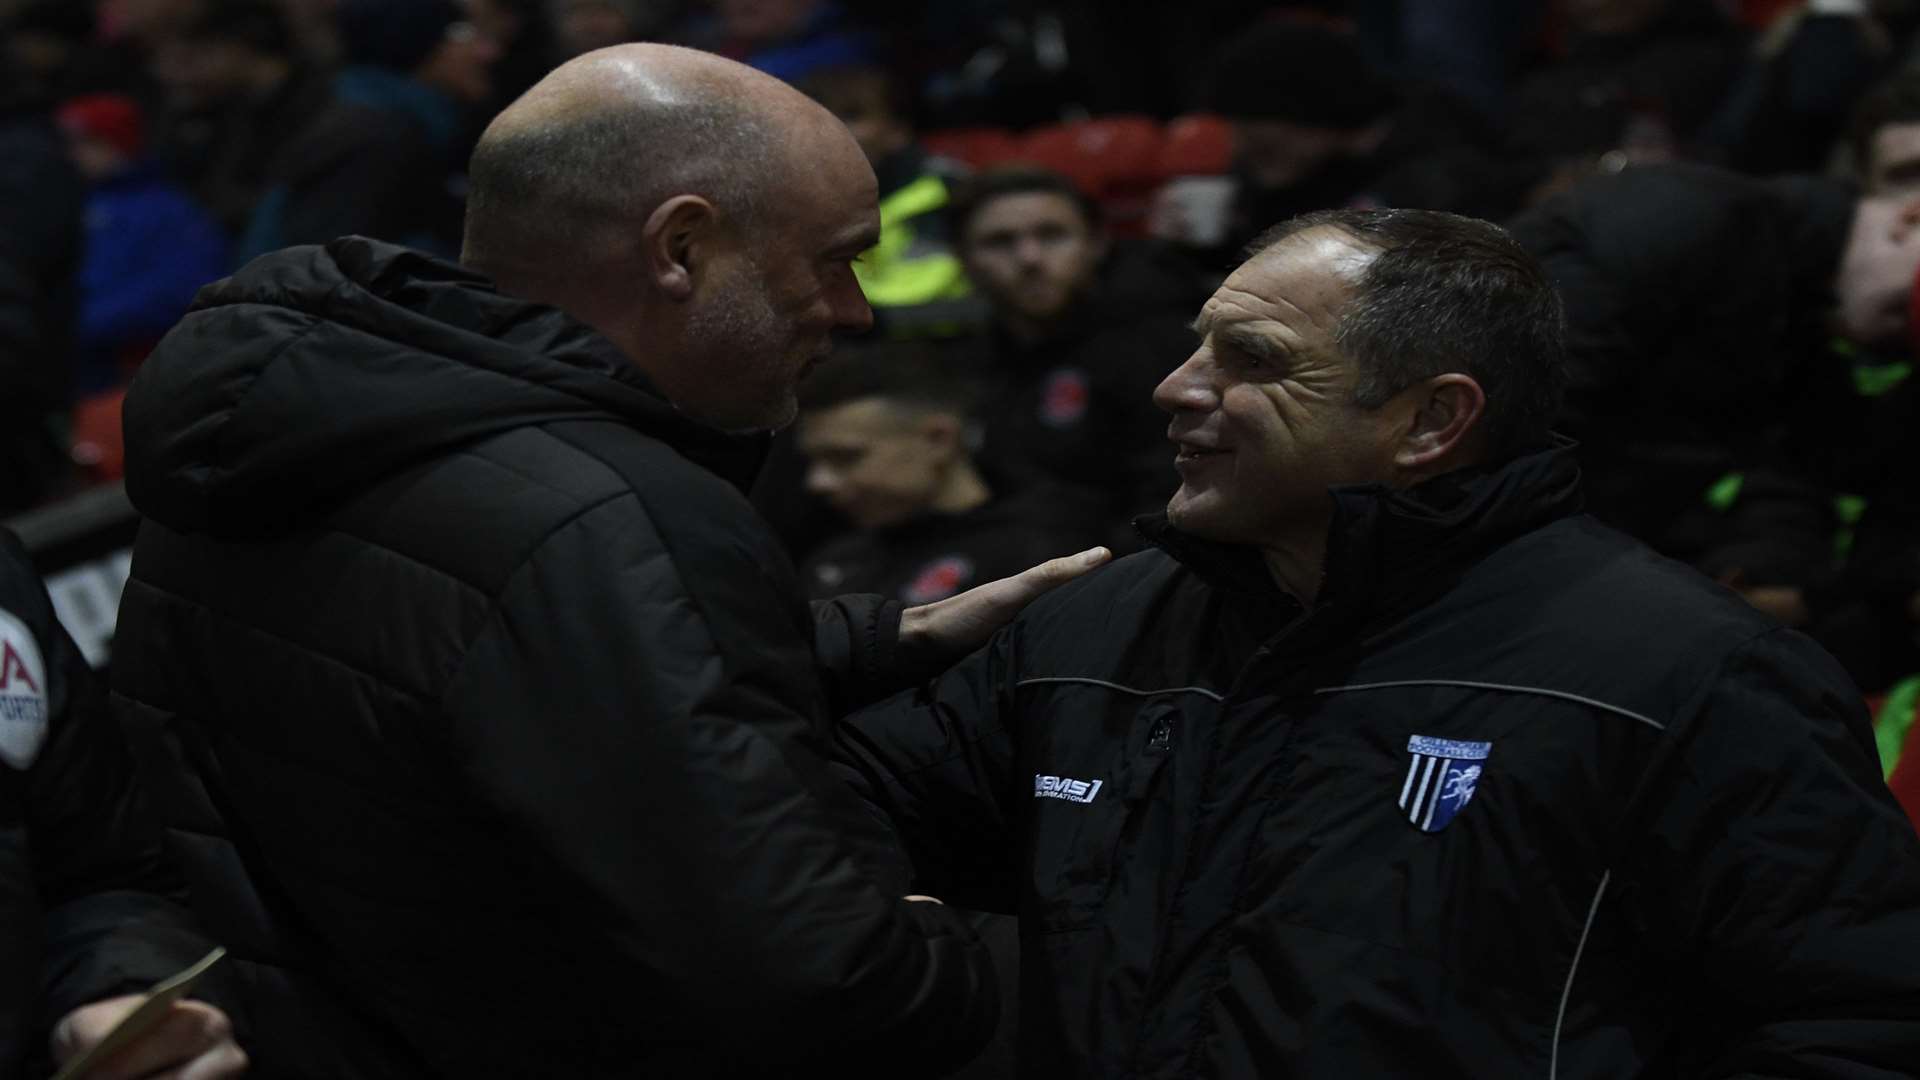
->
<box><xmin>0</xmin><ymin>107</ymin><xmax>82</xmax><ymax>515</ymax></box>
<box><xmin>112</xmin><ymin>238</ymin><xmax>1000</xmax><ymax>1077</ymax></box>
<box><xmin>835</xmin><ymin>445</ymin><xmax>1920</xmax><ymax>1078</ymax></box>
<box><xmin>0</xmin><ymin>529</ymin><xmax>207</xmax><ymax>1076</ymax></box>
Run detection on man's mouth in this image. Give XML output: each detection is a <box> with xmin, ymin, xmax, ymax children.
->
<box><xmin>1174</xmin><ymin>441</ymin><xmax>1230</xmax><ymax>464</ymax></box>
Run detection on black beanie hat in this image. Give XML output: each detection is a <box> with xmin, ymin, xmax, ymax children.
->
<box><xmin>337</xmin><ymin>0</ymin><xmax>464</xmax><ymax>73</ymax></box>
<box><xmin>1208</xmin><ymin>20</ymin><xmax>1399</xmax><ymax>131</ymax></box>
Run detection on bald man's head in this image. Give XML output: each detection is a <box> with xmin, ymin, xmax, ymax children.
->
<box><xmin>461</xmin><ymin>43</ymin><xmax>881</xmax><ymax>432</ymax></box>
<box><xmin>463</xmin><ymin>44</ymin><xmax>816</xmax><ymax>269</ymax></box>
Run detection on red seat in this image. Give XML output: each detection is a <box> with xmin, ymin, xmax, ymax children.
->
<box><xmin>1158</xmin><ymin>114</ymin><xmax>1235</xmax><ymax>178</ymax></box>
<box><xmin>1018</xmin><ymin>116</ymin><xmax>1165</xmax><ymax>234</ymax></box>
<box><xmin>921</xmin><ymin>127</ymin><xmax>1023</xmax><ymax>170</ymax></box>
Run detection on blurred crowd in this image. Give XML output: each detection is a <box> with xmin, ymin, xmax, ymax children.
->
<box><xmin>1</xmin><ymin>0</ymin><xmax>1917</xmax><ymax>712</ymax></box>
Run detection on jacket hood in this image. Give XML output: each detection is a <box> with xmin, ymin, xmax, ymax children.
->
<box><xmin>125</xmin><ymin>236</ymin><xmax>765</xmax><ymax>537</ymax></box>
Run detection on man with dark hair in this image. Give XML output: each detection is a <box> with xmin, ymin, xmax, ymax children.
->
<box><xmin>151</xmin><ymin>0</ymin><xmax>330</xmax><ymax>240</ymax></box>
<box><xmin>834</xmin><ymin>207</ymin><xmax>1920</xmax><ymax>1076</ymax></box>
<box><xmin>236</xmin><ymin>0</ymin><xmax>499</xmax><ymax>259</ymax></box>
<box><xmin>1850</xmin><ymin>69</ymin><xmax>1920</xmax><ymax>193</ymax></box>
<box><xmin>114</xmin><ymin>42</ymin><xmax>1100</xmax><ymax>1077</ymax></box>
<box><xmin>950</xmin><ymin>165</ymin><xmax>1204</xmax><ymax>545</ymax></box>
<box><xmin>795</xmin><ymin>345</ymin><xmax>1101</xmax><ymax>604</ymax></box>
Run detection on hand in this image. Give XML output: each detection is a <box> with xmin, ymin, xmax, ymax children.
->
<box><xmin>904</xmin><ymin>895</ymin><xmax>943</xmax><ymax>904</ymax></box>
<box><xmin>51</xmin><ymin>996</ymin><xmax>247</xmax><ymax>1080</ymax></box>
<box><xmin>898</xmin><ymin>547</ymin><xmax>1111</xmax><ymax>666</ymax></box>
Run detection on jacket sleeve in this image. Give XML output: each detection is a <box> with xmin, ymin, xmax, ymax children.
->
<box><xmin>431</xmin><ymin>494</ymin><xmax>998</xmax><ymax>1071</ymax></box>
<box><xmin>6</xmin><ymin>533</ymin><xmax>209</xmax><ymax>1023</ymax></box>
<box><xmin>1632</xmin><ymin>628</ymin><xmax>1920</xmax><ymax>1078</ymax></box>
<box><xmin>832</xmin><ymin>626</ymin><xmax>1026</xmax><ymax>914</ymax></box>
<box><xmin>811</xmin><ymin>593</ymin><xmax>915</xmax><ymax>717</ymax></box>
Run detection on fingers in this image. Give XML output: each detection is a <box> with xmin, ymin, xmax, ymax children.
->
<box><xmin>174</xmin><ymin>1039</ymin><xmax>251</xmax><ymax>1080</ymax></box>
<box><xmin>1024</xmin><ymin>547</ymin><xmax>1112</xmax><ymax>589</ymax></box>
<box><xmin>904</xmin><ymin>894</ymin><xmax>944</xmax><ymax>904</ymax></box>
<box><xmin>77</xmin><ymin>1001</ymin><xmax>239</xmax><ymax>1080</ymax></box>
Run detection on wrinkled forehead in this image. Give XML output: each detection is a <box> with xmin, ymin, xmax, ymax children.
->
<box><xmin>1198</xmin><ymin>227</ymin><xmax>1375</xmax><ymax>334</ymax></box>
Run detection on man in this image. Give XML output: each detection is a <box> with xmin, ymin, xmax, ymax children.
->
<box><xmin>800</xmin><ymin>63</ymin><xmax>983</xmax><ymax>338</ymax></box>
<box><xmin>113</xmin><ymin>42</ymin><xmax>1099</xmax><ymax>1077</ymax></box>
<box><xmin>1</xmin><ymin>529</ymin><xmax>245</xmax><ymax>1079</ymax></box>
<box><xmin>1509</xmin><ymin>162</ymin><xmax>1920</xmax><ymax>689</ymax></box>
<box><xmin>149</xmin><ymin>0</ymin><xmax>331</xmax><ymax>242</ymax></box>
<box><xmin>796</xmin><ymin>345</ymin><xmax>1100</xmax><ymax>604</ymax></box>
<box><xmin>237</xmin><ymin>0</ymin><xmax>498</xmax><ymax>260</ymax></box>
<box><xmin>834</xmin><ymin>208</ymin><xmax>1920</xmax><ymax>1076</ymax></box>
<box><xmin>953</xmin><ymin>167</ymin><xmax>1203</xmax><ymax>543</ymax></box>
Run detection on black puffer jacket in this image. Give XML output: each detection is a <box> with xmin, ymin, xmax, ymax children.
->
<box><xmin>835</xmin><ymin>445</ymin><xmax>1920</xmax><ymax>1078</ymax></box>
<box><xmin>112</xmin><ymin>238</ymin><xmax>1000</xmax><ymax>1077</ymax></box>
<box><xmin>1</xmin><ymin>529</ymin><xmax>208</xmax><ymax>1076</ymax></box>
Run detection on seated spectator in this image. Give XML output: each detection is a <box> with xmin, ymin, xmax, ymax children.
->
<box><xmin>951</xmin><ymin>167</ymin><xmax>1204</xmax><ymax>544</ymax></box>
<box><xmin>58</xmin><ymin>93</ymin><xmax>227</xmax><ymax>395</ymax></box>
<box><xmin>795</xmin><ymin>346</ymin><xmax>1102</xmax><ymax>603</ymax></box>
<box><xmin>150</xmin><ymin>0</ymin><xmax>330</xmax><ymax>242</ymax></box>
<box><xmin>1509</xmin><ymin>162</ymin><xmax>1920</xmax><ymax>689</ymax></box>
<box><xmin>800</xmin><ymin>63</ymin><xmax>983</xmax><ymax>338</ymax></box>
<box><xmin>1205</xmin><ymin>17</ymin><xmax>1528</xmax><ymax>261</ymax></box>
<box><xmin>239</xmin><ymin>0</ymin><xmax>498</xmax><ymax>260</ymax></box>
<box><xmin>1849</xmin><ymin>69</ymin><xmax>1920</xmax><ymax>194</ymax></box>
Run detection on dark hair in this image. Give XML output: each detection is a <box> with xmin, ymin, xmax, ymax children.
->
<box><xmin>797</xmin><ymin>344</ymin><xmax>981</xmax><ymax>418</ymax></box>
<box><xmin>176</xmin><ymin>0</ymin><xmax>294</xmax><ymax>57</ymax></box>
<box><xmin>1249</xmin><ymin>208</ymin><xmax>1566</xmax><ymax>457</ymax></box>
<box><xmin>948</xmin><ymin>166</ymin><xmax>1101</xmax><ymax>242</ymax></box>
<box><xmin>1849</xmin><ymin>71</ymin><xmax>1920</xmax><ymax>178</ymax></box>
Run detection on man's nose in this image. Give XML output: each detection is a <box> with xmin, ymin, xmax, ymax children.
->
<box><xmin>1152</xmin><ymin>348</ymin><xmax>1219</xmax><ymax>414</ymax></box>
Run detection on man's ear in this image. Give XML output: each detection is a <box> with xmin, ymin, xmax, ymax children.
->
<box><xmin>1393</xmin><ymin>373</ymin><xmax>1486</xmax><ymax>471</ymax></box>
<box><xmin>641</xmin><ymin>194</ymin><xmax>717</xmax><ymax>302</ymax></box>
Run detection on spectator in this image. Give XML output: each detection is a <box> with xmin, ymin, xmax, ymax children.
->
<box><xmin>553</xmin><ymin>0</ymin><xmax>668</xmax><ymax>58</ymax></box>
<box><xmin>58</xmin><ymin>93</ymin><xmax>228</xmax><ymax>395</ymax></box>
<box><xmin>2</xmin><ymin>0</ymin><xmax>98</xmax><ymax>103</ymax></box>
<box><xmin>150</xmin><ymin>0</ymin><xmax>330</xmax><ymax>241</ymax></box>
<box><xmin>238</xmin><ymin>0</ymin><xmax>498</xmax><ymax>260</ymax></box>
<box><xmin>1508</xmin><ymin>163</ymin><xmax>1920</xmax><ymax>688</ymax></box>
<box><xmin>1205</xmin><ymin>17</ymin><xmax>1529</xmax><ymax>260</ymax></box>
<box><xmin>1703</xmin><ymin>2</ymin><xmax>1896</xmax><ymax>174</ymax></box>
<box><xmin>834</xmin><ymin>207</ymin><xmax>1920</xmax><ymax>1076</ymax></box>
<box><xmin>114</xmin><ymin>43</ymin><xmax>1098</xmax><ymax>1077</ymax></box>
<box><xmin>796</xmin><ymin>345</ymin><xmax>1101</xmax><ymax>603</ymax></box>
<box><xmin>800</xmin><ymin>63</ymin><xmax>983</xmax><ymax>338</ymax></box>
<box><xmin>951</xmin><ymin>167</ymin><xmax>1203</xmax><ymax>543</ymax></box>
<box><xmin>0</xmin><ymin>68</ymin><xmax>83</xmax><ymax>516</ymax></box>
<box><xmin>1850</xmin><ymin>69</ymin><xmax>1920</xmax><ymax>194</ymax></box>
<box><xmin>0</xmin><ymin>529</ymin><xmax>244</xmax><ymax>1079</ymax></box>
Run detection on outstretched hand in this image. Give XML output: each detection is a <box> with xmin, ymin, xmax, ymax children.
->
<box><xmin>898</xmin><ymin>547</ymin><xmax>1112</xmax><ymax>668</ymax></box>
<box><xmin>51</xmin><ymin>996</ymin><xmax>247</xmax><ymax>1080</ymax></box>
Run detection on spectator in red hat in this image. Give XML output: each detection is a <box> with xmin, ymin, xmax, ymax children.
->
<box><xmin>58</xmin><ymin>92</ymin><xmax>227</xmax><ymax>395</ymax></box>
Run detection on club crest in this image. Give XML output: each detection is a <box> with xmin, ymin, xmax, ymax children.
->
<box><xmin>0</xmin><ymin>607</ymin><xmax>48</xmax><ymax>771</ymax></box>
<box><xmin>1399</xmin><ymin>735</ymin><xmax>1490</xmax><ymax>833</ymax></box>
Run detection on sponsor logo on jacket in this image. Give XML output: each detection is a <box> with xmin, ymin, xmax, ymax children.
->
<box><xmin>1399</xmin><ymin>735</ymin><xmax>1490</xmax><ymax>833</ymax></box>
<box><xmin>1034</xmin><ymin>773</ymin><xmax>1104</xmax><ymax>803</ymax></box>
<box><xmin>0</xmin><ymin>607</ymin><xmax>48</xmax><ymax>771</ymax></box>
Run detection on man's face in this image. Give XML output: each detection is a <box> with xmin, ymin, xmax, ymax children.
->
<box><xmin>1152</xmin><ymin>229</ymin><xmax>1403</xmax><ymax>547</ymax></box>
<box><xmin>961</xmin><ymin>192</ymin><xmax>1105</xmax><ymax>328</ymax></box>
<box><xmin>1837</xmin><ymin>194</ymin><xmax>1920</xmax><ymax>349</ymax></box>
<box><xmin>1867</xmin><ymin>122</ymin><xmax>1920</xmax><ymax>194</ymax></box>
<box><xmin>679</xmin><ymin>121</ymin><xmax>879</xmax><ymax>431</ymax></box>
<box><xmin>416</xmin><ymin>21</ymin><xmax>499</xmax><ymax>105</ymax></box>
<box><xmin>820</xmin><ymin>75</ymin><xmax>911</xmax><ymax>166</ymax></box>
<box><xmin>798</xmin><ymin>398</ymin><xmax>955</xmax><ymax>528</ymax></box>
<box><xmin>152</xmin><ymin>37</ymin><xmax>256</xmax><ymax>111</ymax></box>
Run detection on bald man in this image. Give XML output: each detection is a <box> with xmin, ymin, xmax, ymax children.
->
<box><xmin>111</xmin><ymin>45</ymin><xmax>1100</xmax><ymax>1076</ymax></box>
